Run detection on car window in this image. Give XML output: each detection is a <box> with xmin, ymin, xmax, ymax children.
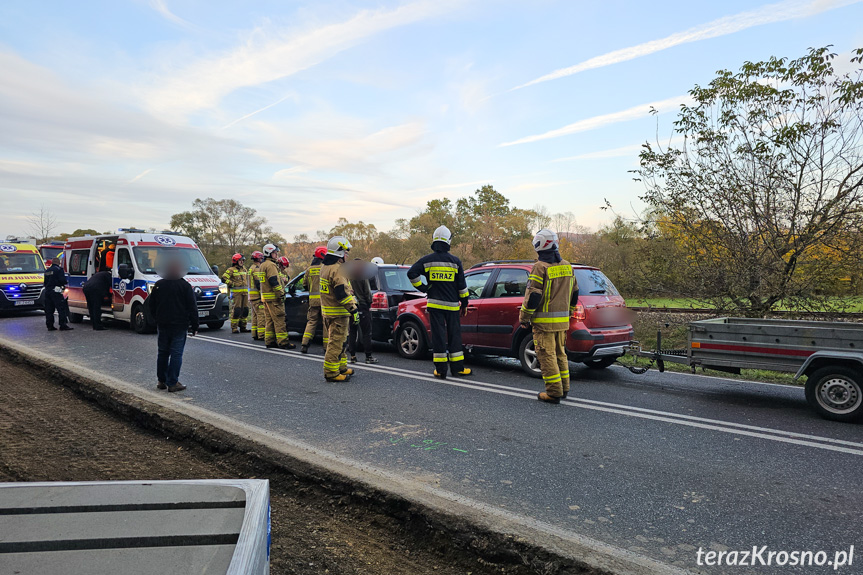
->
<box><xmin>573</xmin><ymin>268</ymin><xmax>620</xmax><ymax>296</ymax></box>
<box><xmin>378</xmin><ymin>267</ymin><xmax>419</xmax><ymax>291</ymax></box>
<box><xmin>68</xmin><ymin>250</ymin><xmax>89</xmax><ymax>276</ymax></box>
<box><xmin>288</xmin><ymin>272</ymin><xmax>305</xmax><ymax>290</ymax></box>
<box><xmin>464</xmin><ymin>271</ymin><xmax>493</xmax><ymax>299</ymax></box>
<box><xmin>490</xmin><ymin>268</ymin><xmax>529</xmax><ymax>298</ymax></box>
<box><xmin>116</xmin><ymin>248</ymin><xmax>133</xmax><ymax>269</ymax></box>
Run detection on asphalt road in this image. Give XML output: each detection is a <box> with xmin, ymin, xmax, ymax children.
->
<box><xmin>3</xmin><ymin>312</ymin><xmax>862</xmax><ymax>575</ymax></box>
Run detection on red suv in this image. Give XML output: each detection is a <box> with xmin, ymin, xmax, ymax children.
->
<box><xmin>393</xmin><ymin>260</ymin><xmax>634</xmax><ymax>377</ymax></box>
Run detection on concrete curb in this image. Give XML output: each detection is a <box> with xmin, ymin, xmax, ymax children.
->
<box><xmin>1</xmin><ymin>337</ymin><xmax>694</xmax><ymax>575</ymax></box>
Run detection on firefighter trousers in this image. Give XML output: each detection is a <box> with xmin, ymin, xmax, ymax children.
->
<box><xmin>533</xmin><ymin>329</ymin><xmax>570</xmax><ymax>398</ymax></box>
<box><xmin>249</xmin><ymin>298</ymin><xmax>261</xmax><ymax>338</ymax></box>
<box><xmin>230</xmin><ymin>292</ymin><xmax>249</xmax><ymax>332</ymax></box>
<box><xmin>255</xmin><ymin>300</ymin><xmax>266</xmax><ymax>338</ymax></box>
<box><xmin>322</xmin><ymin>316</ymin><xmax>349</xmax><ymax>379</ymax></box>
<box><xmin>428</xmin><ymin>308</ymin><xmax>464</xmax><ymax>377</ymax></box>
<box><xmin>262</xmin><ymin>299</ymin><xmax>289</xmax><ymax>346</ymax></box>
<box><xmin>303</xmin><ymin>304</ymin><xmax>327</xmax><ymax>347</ymax></box>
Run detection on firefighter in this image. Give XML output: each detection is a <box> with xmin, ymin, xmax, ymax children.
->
<box><xmin>519</xmin><ymin>229</ymin><xmax>579</xmax><ymax>404</ymax></box>
<box><xmin>259</xmin><ymin>244</ymin><xmax>294</xmax><ymax>349</ymax></box>
<box><xmin>222</xmin><ymin>253</ymin><xmax>249</xmax><ymax>334</ymax></box>
<box><xmin>407</xmin><ymin>225</ymin><xmax>470</xmax><ymax>379</ymax></box>
<box><xmin>277</xmin><ymin>256</ymin><xmax>291</xmax><ymax>285</ymax></box>
<box><xmin>43</xmin><ymin>257</ymin><xmax>73</xmax><ymax>331</ymax></box>
<box><xmin>301</xmin><ymin>246</ymin><xmax>327</xmax><ymax>354</ymax></box>
<box><xmin>247</xmin><ymin>250</ymin><xmax>265</xmax><ymax>341</ymax></box>
<box><xmin>319</xmin><ymin>236</ymin><xmax>359</xmax><ymax>382</ymax></box>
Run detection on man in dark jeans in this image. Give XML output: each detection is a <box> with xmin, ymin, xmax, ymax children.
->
<box><xmin>82</xmin><ymin>270</ymin><xmax>112</xmax><ymax>330</ymax></box>
<box><xmin>43</xmin><ymin>258</ymin><xmax>73</xmax><ymax>331</ymax></box>
<box><xmin>148</xmin><ymin>258</ymin><xmax>199</xmax><ymax>392</ymax></box>
<box><xmin>347</xmin><ymin>258</ymin><xmax>379</xmax><ymax>364</ymax></box>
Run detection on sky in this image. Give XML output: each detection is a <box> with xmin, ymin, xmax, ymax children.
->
<box><xmin>1</xmin><ymin>0</ymin><xmax>862</xmax><ymax>239</ymax></box>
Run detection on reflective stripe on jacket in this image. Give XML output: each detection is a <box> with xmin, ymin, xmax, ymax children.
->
<box><xmin>520</xmin><ymin>260</ymin><xmax>579</xmax><ymax>332</ymax></box>
<box><xmin>407</xmin><ymin>252</ymin><xmax>468</xmax><ymax>311</ymax></box>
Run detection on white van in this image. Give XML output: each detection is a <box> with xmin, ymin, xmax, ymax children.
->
<box><xmin>64</xmin><ymin>230</ymin><xmax>229</xmax><ymax>332</ymax></box>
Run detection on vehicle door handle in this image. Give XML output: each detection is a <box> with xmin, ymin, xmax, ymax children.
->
<box><xmin>466</xmin><ymin>306</ymin><xmax>477</xmax><ymax>311</ymax></box>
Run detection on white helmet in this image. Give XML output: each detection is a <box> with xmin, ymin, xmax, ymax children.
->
<box><xmin>371</xmin><ymin>257</ymin><xmax>384</xmax><ymax>265</ymax></box>
<box><xmin>262</xmin><ymin>243</ymin><xmax>279</xmax><ymax>257</ymax></box>
<box><xmin>327</xmin><ymin>235</ymin><xmax>352</xmax><ymax>258</ymax></box>
<box><xmin>532</xmin><ymin>229</ymin><xmax>558</xmax><ymax>252</ymax></box>
<box><xmin>432</xmin><ymin>225</ymin><xmax>452</xmax><ymax>245</ymax></box>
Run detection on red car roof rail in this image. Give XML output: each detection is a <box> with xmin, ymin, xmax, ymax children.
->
<box><xmin>468</xmin><ymin>260</ymin><xmax>535</xmax><ymax>269</ymax></box>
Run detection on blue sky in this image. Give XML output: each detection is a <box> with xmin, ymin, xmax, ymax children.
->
<box><xmin>2</xmin><ymin>0</ymin><xmax>862</xmax><ymax>238</ymax></box>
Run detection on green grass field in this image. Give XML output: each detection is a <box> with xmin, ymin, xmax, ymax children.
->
<box><xmin>625</xmin><ymin>296</ymin><xmax>863</xmax><ymax>312</ymax></box>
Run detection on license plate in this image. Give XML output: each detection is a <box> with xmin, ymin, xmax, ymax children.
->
<box><xmin>198</xmin><ymin>310</ymin><xmax>209</xmax><ymax>317</ymax></box>
<box><xmin>14</xmin><ymin>300</ymin><xmax>35</xmax><ymax>306</ymax></box>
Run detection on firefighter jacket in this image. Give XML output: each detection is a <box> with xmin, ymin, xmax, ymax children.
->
<box><xmin>320</xmin><ymin>256</ymin><xmax>357</xmax><ymax>318</ymax></box>
<box><xmin>259</xmin><ymin>259</ymin><xmax>284</xmax><ymax>302</ymax></box>
<box><xmin>303</xmin><ymin>258</ymin><xmax>322</xmax><ymax>307</ymax></box>
<box><xmin>520</xmin><ymin>257</ymin><xmax>579</xmax><ymax>332</ymax></box>
<box><xmin>407</xmin><ymin>247</ymin><xmax>468</xmax><ymax>312</ymax></box>
<box><xmin>222</xmin><ymin>264</ymin><xmax>248</xmax><ymax>294</ymax></box>
<box><xmin>248</xmin><ymin>262</ymin><xmax>261</xmax><ymax>301</ymax></box>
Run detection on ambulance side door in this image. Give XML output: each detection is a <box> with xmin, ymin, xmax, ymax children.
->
<box><xmin>112</xmin><ymin>247</ymin><xmax>134</xmax><ymax>312</ymax></box>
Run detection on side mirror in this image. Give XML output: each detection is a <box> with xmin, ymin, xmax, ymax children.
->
<box><xmin>211</xmin><ymin>264</ymin><xmax>219</xmax><ymax>275</ymax></box>
<box><xmin>118</xmin><ymin>263</ymin><xmax>134</xmax><ymax>280</ymax></box>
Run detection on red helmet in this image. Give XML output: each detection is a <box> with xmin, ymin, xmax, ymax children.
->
<box><xmin>314</xmin><ymin>246</ymin><xmax>327</xmax><ymax>259</ymax></box>
<box><xmin>231</xmin><ymin>253</ymin><xmax>244</xmax><ymax>264</ymax></box>
<box><xmin>277</xmin><ymin>256</ymin><xmax>290</xmax><ymax>268</ymax></box>
<box><xmin>251</xmin><ymin>251</ymin><xmax>264</xmax><ymax>262</ymax></box>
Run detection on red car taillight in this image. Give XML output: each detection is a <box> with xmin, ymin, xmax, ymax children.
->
<box><xmin>572</xmin><ymin>303</ymin><xmax>585</xmax><ymax>321</ymax></box>
<box><xmin>371</xmin><ymin>291</ymin><xmax>388</xmax><ymax>309</ymax></box>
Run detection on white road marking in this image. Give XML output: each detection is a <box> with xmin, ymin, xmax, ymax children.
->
<box><xmin>193</xmin><ymin>334</ymin><xmax>863</xmax><ymax>456</ymax></box>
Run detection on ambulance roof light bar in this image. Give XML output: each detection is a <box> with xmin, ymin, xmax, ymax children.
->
<box><xmin>117</xmin><ymin>228</ymin><xmax>147</xmax><ymax>233</ymax></box>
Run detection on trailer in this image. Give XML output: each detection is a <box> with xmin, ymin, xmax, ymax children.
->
<box><xmin>632</xmin><ymin>317</ymin><xmax>863</xmax><ymax>422</ymax></box>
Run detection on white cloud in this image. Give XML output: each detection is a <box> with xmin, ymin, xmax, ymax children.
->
<box><xmin>126</xmin><ymin>168</ymin><xmax>154</xmax><ymax>185</ymax></box>
<box><xmin>148</xmin><ymin>0</ymin><xmax>194</xmax><ymax>29</ymax></box>
<box><xmin>512</xmin><ymin>0</ymin><xmax>863</xmax><ymax>90</ymax></box>
<box><xmin>145</xmin><ymin>0</ymin><xmax>464</xmax><ymax>118</ymax></box>
<box><xmin>552</xmin><ymin>144</ymin><xmax>645</xmax><ymax>162</ymax></box>
<box><xmin>500</xmin><ymin>95</ymin><xmax>691</xmax><ymax>147</ymax></box>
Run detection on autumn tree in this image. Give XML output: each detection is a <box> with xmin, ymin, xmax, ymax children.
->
<box><xmin>170</xmin><ymin>198</ymin><xmax>285</xmax><ymax>266</ymax></box>
<box><xmin>635</xmin><ymin>47</ymin><xmax>863</xmax><ymax>315</ymax></box>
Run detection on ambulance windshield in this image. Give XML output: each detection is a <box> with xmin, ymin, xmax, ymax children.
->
<box><xmin>0</xmin><ymin>254</ymin><xmax>43</xmax><ymax>274</ymax></box>
<box><xmin>133</xmin><ymin>247</ymin><xmax>212</xmax><ymax>275</ymax></box>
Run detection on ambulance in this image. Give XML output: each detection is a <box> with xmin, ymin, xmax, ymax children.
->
<box><xmin>0</xmin><ymin>240</ymin><xmax>46</xmax><ymax>311</ymax></box>
<box><xmin>63</xmin><ymin>229</ymin><xmax>229</xmax><ymax>333</ymax></box>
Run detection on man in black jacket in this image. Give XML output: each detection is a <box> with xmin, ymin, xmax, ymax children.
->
<box><xmin>407</xmin><ymin>225</ymin><xmax>470</xmax><ymax>379</ymax></box>
<box><xmin>148</xmin><ymin>257</ymin><xmax>199</xmax><ymax>392</ymax></box>
<box><xmin>347</xmin><ymin>258</ymin><xmax>379</xmax><ymax>365</ymax></box>
<box><xmin>43</xmin><ymin>259</ymin><xmax>72</xmax><ymax>331</ymax></box>
<box><xmin>82</xmin><ymin>270</ymin><xmax>112</xmax><ymax>330</ymax></box>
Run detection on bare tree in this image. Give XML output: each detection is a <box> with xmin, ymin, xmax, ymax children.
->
<box><xmin>27</xmin><ymin>206</ymin><xmax>58</xmax><ymax>244</ymax></box>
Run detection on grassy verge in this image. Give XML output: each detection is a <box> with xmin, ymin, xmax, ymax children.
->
<box><xmin>626</xmin><ymin>296</ymin><xmax>863</xmax><ymax>312</ymax></box>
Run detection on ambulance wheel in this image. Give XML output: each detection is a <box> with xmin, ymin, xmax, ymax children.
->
<box><xmin>132</xmin><ymin>303</ymin><xmax>155</xmax><ymax>334</ymax></box>
<box><xmin>518</xmin><ymin>335</ymin><xmax>542</xmax><ymax>379</ymax></box>
<box><xmin>207</xmin><ymin>321</ymin><xmax>225</xmax><ymax>330</ymax></box>
<box><xmin>68</xmin><ymin>312</ymin><xmax>84</xmax><ymax>324</ymax></box>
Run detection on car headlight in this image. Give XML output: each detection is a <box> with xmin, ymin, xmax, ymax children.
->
<box><xmin>219</xmin><ymin>283</ymin><xmax>228</xmax><ymax>294</ymax></box>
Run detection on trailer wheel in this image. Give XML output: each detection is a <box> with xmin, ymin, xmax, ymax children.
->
<box><xmin>805</xmin><ymin>366</ymin><xmax>863</xmax><ymax>423</ymax></box>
